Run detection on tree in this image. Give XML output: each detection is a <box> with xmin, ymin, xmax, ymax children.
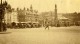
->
<box><xmin>0</xmin><ymin>1</ymin><xmax>8</xmax><ymax>31</ymax></box>
<box><xmin>0</xmin><ymin>1</ymin><xmax>12</xmax><ymax>32</ymax></box>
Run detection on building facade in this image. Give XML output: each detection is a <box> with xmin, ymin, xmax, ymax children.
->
<box><xmin>17</xmin><ymin>9</ymin><xmax>26</xmax><ymax>22</ymax></box>
<box><xmin>5</xmin><ymin>10</ymin><xmax>18</xmax><ymax>24</ymax></box>
<box><xmin>17</xmin><ymin>5</ymin><xmax>39</xmax><ymax>23</ymax></box>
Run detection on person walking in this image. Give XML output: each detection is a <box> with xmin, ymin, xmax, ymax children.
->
<box><xmin>45</xmin><ymin>21</ymin><xmax>49</xmax><ymax>30</ymax></box>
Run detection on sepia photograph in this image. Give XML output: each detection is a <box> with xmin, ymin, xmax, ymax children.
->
<box><xmin>0</xmin><ymin>0</ymin><xmax>80</xmax><ymax>44</ymax></box>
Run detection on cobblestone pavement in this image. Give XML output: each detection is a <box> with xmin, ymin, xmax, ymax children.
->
<box><xmin>0</xmin><ymin>26</ymin><xmax>80</xmax><ymax>44</ymax></box>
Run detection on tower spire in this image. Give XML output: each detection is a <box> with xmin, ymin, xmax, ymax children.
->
<box><xmin>30</xmin><ymin>4</ymin><xmax>33</xmax><ymax>10</ymax></box>
<box><xmin>30</xmin><ymin>4</ymin><xmax>33</xmax><ymax>12</ymax></box>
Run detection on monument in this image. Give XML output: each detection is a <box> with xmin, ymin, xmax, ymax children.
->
<box><xmin>54</xmin><ymin>4</ymin><xmax>59</xmax><ymax>27</ymax></box>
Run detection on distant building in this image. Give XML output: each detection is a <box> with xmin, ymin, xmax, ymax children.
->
<box><xmin>40</xmin><ymin>11</ymin><xmax>54</xmax><ymax>26</ymax></box>
<box><xmin>40</xmin><ymin>11</ymin><xmax>72</xmax><ymax>26</ymax></box>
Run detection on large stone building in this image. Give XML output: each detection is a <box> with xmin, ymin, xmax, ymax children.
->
<box><xmin>4</xmin><ymin>5</ymin><xmax>39</xmax><ymax>25</ymax></box>
<box><xmin>17</xmin><ymin>9</ymin><xmax>26</xmax><ymax>22</ymax></box>
<box><xmin>17</xmin><ymin>5</ymin><xmax>39</xmax><ymax>23</ymax></box>
<box><xmin>5</xmin><ymin>9</ymin><xmax>18</xmax><ymax>24</ymax></box>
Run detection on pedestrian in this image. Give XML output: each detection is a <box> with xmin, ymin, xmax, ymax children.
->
<box><xmin>45</xmin><ymin>22</ymin><xmax>49</xmax><ymax>30</ymax></box>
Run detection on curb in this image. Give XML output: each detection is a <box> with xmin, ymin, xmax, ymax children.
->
<box><xmin>0</xmin><ymin>32</ymin><xmax>11</xmax><ymax>34</ymax></box>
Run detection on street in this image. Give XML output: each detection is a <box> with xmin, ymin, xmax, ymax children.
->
<box><xmin>0</xmin><ymin>26</ymin><xmax>80</xmax><ymax>44</ymax></box>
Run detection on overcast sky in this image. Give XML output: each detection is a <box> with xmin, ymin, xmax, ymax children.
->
<box><xmin>1</xmin><ymin>0</ymin><xmax>80</xmax><ymax>13</ymax></box>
